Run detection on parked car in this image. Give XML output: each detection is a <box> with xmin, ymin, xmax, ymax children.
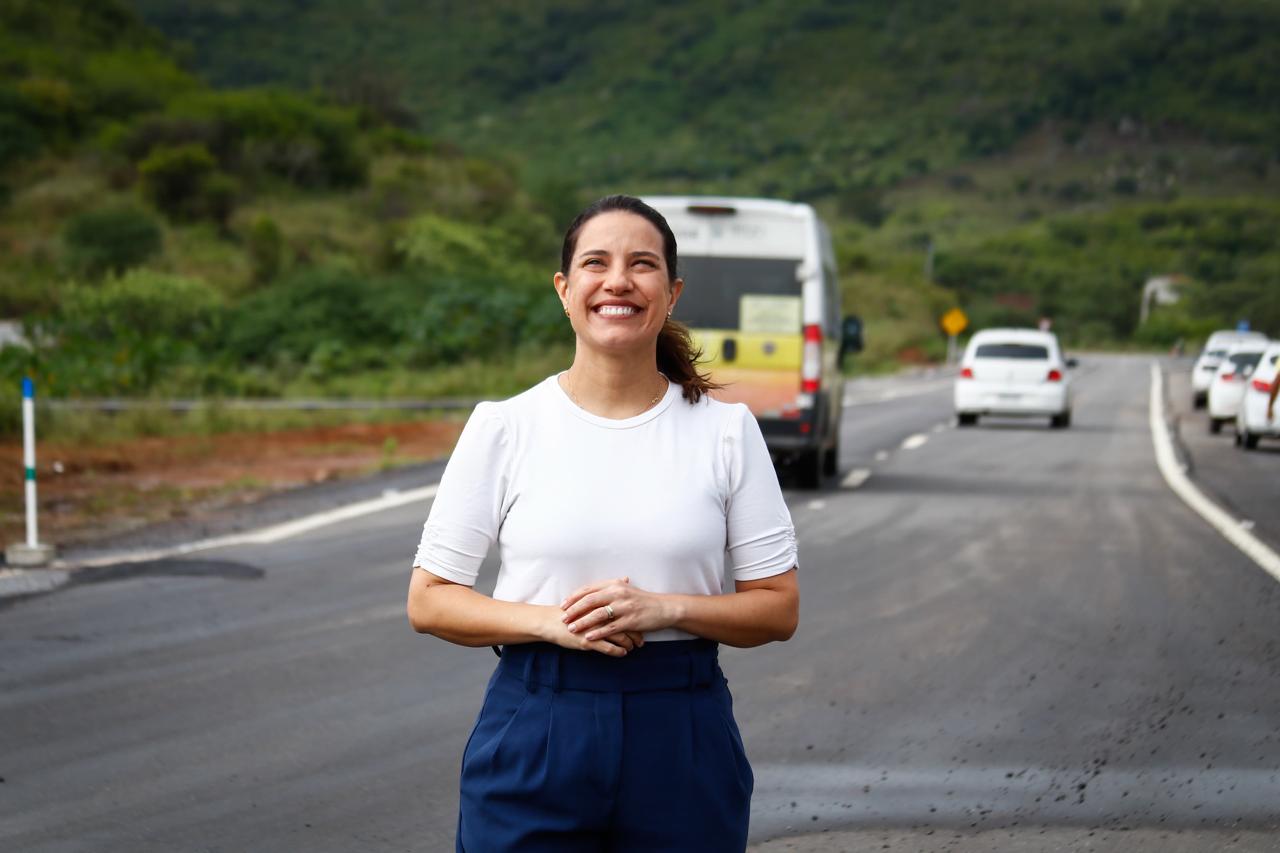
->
<box><xmin>1206</xmin><ymin>341</ymin><xmax>1270</xmax><ymax>433</ymax></box>
<box><xmin>1235</xmin><ymin>342</ymin><xmax>1280</xmax><ymax>450</ymax></box>
<box><xmin>954</xmin><ymin>328</ymin><xmax>1075</xmax><ymax>428</ymax></box>
<box><xmin>643</xmin><ymin>196</ymin><xmax>862</xmax><ymax>488</ymax></box>
<box><xmin>1191</xmin><ymin>329</ymin><xmax>1269</xmax><ymax>408</ymax></box>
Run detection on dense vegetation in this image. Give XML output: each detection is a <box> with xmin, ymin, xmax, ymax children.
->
<box><xmin>132</xmin><ymin>0</ymin><xmax>1280</xmax><ymax>192</ymax></box>
<box><xmin>1</xmin><ymin>0</ymin><xmax>1278</xmax><ymax>434</ymax></box>
<box><xmin>124</xmin><ymin>0</ymin><xmax>1280</xmax><ymax>351</ymax></box>
<box><xmin>0</xmin><ymin>0</ymin><xmax>575</xmax><ymax>428</ymax></box>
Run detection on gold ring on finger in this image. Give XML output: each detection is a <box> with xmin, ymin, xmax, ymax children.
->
<box><xmin>604</xmin><ymin>604</ymin><xmax>616</xmax><ymax>620</ymax></box>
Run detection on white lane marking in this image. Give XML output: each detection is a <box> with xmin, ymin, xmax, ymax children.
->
<box><xmin>931</xmin><ymin>422</ymin><xmax>946</xmax><ymax>433</ymax></box>
<box><xmin>58</xmin><ymin>484</ymin><xmax>440</xmax><ymax>569</ymax></box>
<box><xmin>901</xmin><ymin>433</ymin><xmax>929</xmax><ymax>450</ymax></box>
<box><xmin>806</xmin><ymin>500</ymin><xmax>827</xmax><ymax>510</ymax></box>
<box><xmin>1149</xmin><ymin>363</ymin><xmax>1280</xmax><ymax>583</ymax></box>
<box><xmin>840</xmin><ymin>468</ymin><xmax>871</xmax><ymax>489</ymax></box>
<box><xmin>874</xmin><ymin>450</ymin><xmax>890</xmax><ymax>462</ymax></box>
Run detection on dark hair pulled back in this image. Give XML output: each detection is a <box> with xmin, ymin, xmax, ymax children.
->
<box><xmin>559</xmin><ymin>194</ymin><xmax>721</xmax><ymax>403</ymax></box>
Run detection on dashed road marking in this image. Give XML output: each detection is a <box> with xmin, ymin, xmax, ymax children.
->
<box><xmin>874</xmin><ymin>450</ymin><xmax>890</xmax><ymax>462</ymax></box>
<box><xmin>840</xmin><ymin>468</ymin><xmax>871</xmax><ymax>489</ymax></box>
<box><xmin>901</xmin><ymin>433</ymin><xmax>929</xmax><ymax>450</ymax></box>
<box><xmin>806</xmin><ymin>500</ymin><xmax>827</xmax><ymax>510</ymax></box>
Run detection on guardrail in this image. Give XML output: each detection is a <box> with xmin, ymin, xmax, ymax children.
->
<box><xmin>39</xmin><ymin>398</ymin><xmax>482</xmax><ymax>412</ymax></box>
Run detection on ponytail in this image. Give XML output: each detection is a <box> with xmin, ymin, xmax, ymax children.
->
<box><xmin>657</xmin><ymin>318</ymin><xmax>721</xmax><ymax>403</ymax></box>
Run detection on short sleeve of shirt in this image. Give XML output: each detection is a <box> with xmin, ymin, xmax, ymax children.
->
<box><xmin>411</xmin><ymin>402</ymin><xmax>509</xmax><ymax>585</ymax></box>
<box><xmin>723</xmin><ymin>404</ymin><xmax>798</xmax><ymax>581</ymax></box>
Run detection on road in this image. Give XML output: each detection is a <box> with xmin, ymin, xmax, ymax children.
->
<box><xmin>2</xmin><ymin>354</ymin><xmax>1279</xmax><ymax>852</ymax></box>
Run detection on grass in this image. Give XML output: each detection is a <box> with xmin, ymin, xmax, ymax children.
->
<box><xmin>25</xmin><ymin>343</ymin><xmax>574</xmax><ymax>444</ymax></box>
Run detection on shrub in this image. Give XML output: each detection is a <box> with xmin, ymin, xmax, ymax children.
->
<box><xmin>23</xmin><ymin>271</ymin><xmax>225</xmax><ymax>395</ymax></box>
<box><xmin>138</xmin><ymin>142</ymin><xmax>216</xmax><ymax>218</ymax></box>
<box><xmin>62</xmin><ymin>203</ymin><xmax>163</xmax><ymax>278</ymax></box>
<box><xmin>246</xmin><ymin>216</ymin><xmax>283</xmax><ymax>284</ymax></box>
<box><xmin>138</xmin><ymin>143</ymin><xmax>237</xmax><ymax>223</ymax></box>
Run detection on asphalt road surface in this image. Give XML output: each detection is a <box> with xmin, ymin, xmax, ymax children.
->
<box><xmin>2</xmin><ymin>354</ymin><xmax>1279</xmax><ymax>852</ymax></box>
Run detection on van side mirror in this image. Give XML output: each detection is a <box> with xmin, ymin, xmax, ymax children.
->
<box><xmin>841</xmin><ymin>314</ymin><xmax>864</xmax><ymax>355</ymax></box>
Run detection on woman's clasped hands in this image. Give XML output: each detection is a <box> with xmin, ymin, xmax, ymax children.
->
<box><xmin>554</xmin><ymin>576</ymin><xmax>674</xmax><ymax>656</ymax></box>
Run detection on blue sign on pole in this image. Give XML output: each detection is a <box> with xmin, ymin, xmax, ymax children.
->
<box><xmin>1237</xmin><ymin>319</ymin><xmax>1251</xmax><ymax>332</ymax></box>
<box><xmin>22</xmin><ymin>376</ymin><xmax>33</xmax><ymax>399</ymax></box>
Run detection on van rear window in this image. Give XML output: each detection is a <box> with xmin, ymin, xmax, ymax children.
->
<box><xmin>974</xmin><ymin>343</ymin><xmax>1050</xmax><ymax>360</ymax></box>
<box><xmin>676</xmin><ymin>256</ymin><xmax>800</xmax><ymax>330</ymax></box>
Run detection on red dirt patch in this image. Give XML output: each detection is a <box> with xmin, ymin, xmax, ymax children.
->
<box><xmin>0</xmin><ymin>418</ymin><xmax>464</xmax><ymax>548</ymax></box>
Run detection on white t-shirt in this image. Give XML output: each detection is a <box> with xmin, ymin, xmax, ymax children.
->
<box><xmin>412</xmin><ymin>374</ymin><xmax>797</xmax><ymax>641</ymax></box>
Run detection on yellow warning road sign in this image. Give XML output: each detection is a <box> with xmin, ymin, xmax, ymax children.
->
<box><xmin>940</xmin><ymin>307</ymin><xmax>968</xmax><ymax>337</ymax></box>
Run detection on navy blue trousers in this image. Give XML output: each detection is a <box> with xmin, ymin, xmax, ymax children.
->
<box><xmin>456</xmin><ymin>639</ymin><xmax>753</xmax><ymax>852</ymax></box>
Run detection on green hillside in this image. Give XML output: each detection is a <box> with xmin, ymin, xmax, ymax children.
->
<box><xmin>0</xmin><ymin>0</ymin><xmax>574</xmax><ymax>428</ymax></box>
<box><xmin>2</xmin><ymin>0</ymin><xmax>1278</xmax><ymax>429</ymax></box>
<box><xmin>131</xmin><ymin>0</ymin><xmax>1279</xmax><ymax>193</ymax></box>
<box><xmin>127</xmin><ymin>0</ymin><xmax>1280</xmax><ymax>353</ymax></box>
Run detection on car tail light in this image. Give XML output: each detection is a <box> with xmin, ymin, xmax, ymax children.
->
<box><xmin>1221</xmin><ymin>372</ymin><xmax>1236</xmax><ymax>382</ymax></box>
<box><xmin>959</xmin><ymin>367</ymin><xmax>974</xmax><ymax>379</ymax></box>
<box><xmin>1047</xmin><ymin>369</ymin><xmax>1063</xmax><ymax>382</ymax></box>
<box><xmin>1252</xmin><ymin>378</ymin><xmax>1273</xmax><ymax>393</ymax></box>
<box><xmin>801</xmin><ymin>324</ymin><xmax>822</xmax><ymax>393</ymax></box>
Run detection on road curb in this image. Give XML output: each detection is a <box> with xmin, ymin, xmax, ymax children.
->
<box><xmin>1149</xmin><ymin>361</ymin><xmax>1280</xmax><ymax>583</ymax></box>
<box><xmin>0</xmin><ymin>482</ymin><xmax>442</xmax><ymax>603</ymax></box>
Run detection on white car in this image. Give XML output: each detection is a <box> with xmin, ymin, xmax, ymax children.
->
<box><xmin>1192</xmin><ymin>329</ymin><xmax>1269</xmax><ymax>408</ymax></box>
<box><xmin>954</xmin><ymin>328</ymin><xmax>1074</xmax><ymax>428</ymax></box>
<box><xmin>1206</xmin><ymin>341</ymin><xmax>1270</xmax><ymax>434</ymax></box>
<box><xmin>1235</xmin><ymin>342</ymin><xmax>1280</xmax><ymax>450</ymax></box>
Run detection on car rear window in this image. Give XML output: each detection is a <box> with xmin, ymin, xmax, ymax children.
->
<box><xmin>1228</xmin><ymin>352</ymin><xmax>1263</xmax><ymax>371</ymax></box>
<box><xmin>676</xmin><ymin>256</ymin><xmax>800</xmax><ymax>330</ymax></box>
<box><xmin>974</xmin><ymin>343</ymin><xmax>1049</xmax><ymax>360</ymax></box>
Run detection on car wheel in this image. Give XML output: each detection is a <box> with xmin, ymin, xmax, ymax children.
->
<box><xmin>796</xmin><ymin>447</ymin><xmax>823</xmax><ymax>489</ymax></box>
<box><xmin>1209</xmin><ymin>418</ymin><xmax>1222</xmax><ymax>434</ymax></box>
<box><xmin>1050</xmin><ymin>410</ymin><xmax>1071</xmax><ymax>429</ymax></box>
<box><xmin>822</xmin><ymin>432</ymin><xmax>839</xmax><ymax>477</ymax></box>
<box><xmin>1193</xmin><ymin>393</ymin><xmax>1206</xmax><ymax>410</ymax></box>
<box><xmin>1243</xmin><ymin>431</ymin><xmax>1260</xmax><ymax>450</ymax></box>
<box><xmin>957</xmin><ymin>413</ymin><xmax>978</xmax><ymax>427</ymax></box>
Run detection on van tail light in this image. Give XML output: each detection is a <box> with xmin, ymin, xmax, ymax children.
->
<box><xmin>1047</xmin><ymin>369</ymin><xmax>1063</xmax><ymax>382</ymax></box>
<box><xmin>1252</xmin><ymin>378</ymin><xmax>1273</xmax><ymax>393</ymax></box>
<box><xmin>960</xmin><ymin>367</ymin><xmax>974</xmax><ymax>379</ymax></box>
<box><xmin>801</xmin><ymin>324</ymin><xmax>822</xmax><ymax>393</ymax></box>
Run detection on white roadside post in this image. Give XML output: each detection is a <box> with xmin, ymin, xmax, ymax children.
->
<box><xmin>6</xmin><ymin>377</ymin><xmax>54</xmax><ymax>567</ymax></box>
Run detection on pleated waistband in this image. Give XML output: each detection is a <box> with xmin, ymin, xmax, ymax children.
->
<box><xmin>496</xmin><ymin>639</ymin><xmax>720</xmax><ymax>693</ymax></box>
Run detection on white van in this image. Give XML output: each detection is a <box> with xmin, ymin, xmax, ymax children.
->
<box><xmin>644</xmin><ymin>197</ymin><xmax>862</xmax><ymax>488</ymax></box>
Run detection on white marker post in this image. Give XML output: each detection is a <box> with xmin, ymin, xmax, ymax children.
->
<box><xmin>6</xmin><ymin>377</ymin><xmax>54</xmax><ymax>567</ymax></box>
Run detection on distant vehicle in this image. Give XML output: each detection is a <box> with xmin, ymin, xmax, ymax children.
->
<box><xmin>643</xmin><ymin>196</ymin><xmax>862</xmax><ymax>488</ymax></box>
<box><xmin>1206</xmin><ymin>341</ymin><xmax>1269</xmax><ymax>434</ymax></box>
<box><xmin>1191</xmin><ymin>329</ymin><xmax>1269</xmax><ymax>408</ymax></box>
<box><xmin>1235</xmin><ymin>341</ymin><xmax>1280</xmax><ymax>450</ymax></box>
<box><xmin>954</xmin><ymin>328</ymin><xmax>1075</xmax><ymax>428</ymax></box>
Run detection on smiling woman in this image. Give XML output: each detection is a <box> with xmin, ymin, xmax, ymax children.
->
<box><xmin>406</xmin><ymin>195</ymin><xmax>799</xmax><ymax>852</ymax></box>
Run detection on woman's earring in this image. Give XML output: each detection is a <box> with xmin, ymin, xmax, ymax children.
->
<box><xmin>564</xmin><ymin>307</ymin><xmax>570</xmax><ymax>317</ymax></box>
<box><xmin>667</xmin><ymin>309</ymin><xmax>673</xmax><ymax>318</ymax></box>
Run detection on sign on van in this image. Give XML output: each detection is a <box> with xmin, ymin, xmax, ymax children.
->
<box><xmin>741</xmin><ymin>295</ymin><xmax>802</xmax><ymax>334</ymax></box>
